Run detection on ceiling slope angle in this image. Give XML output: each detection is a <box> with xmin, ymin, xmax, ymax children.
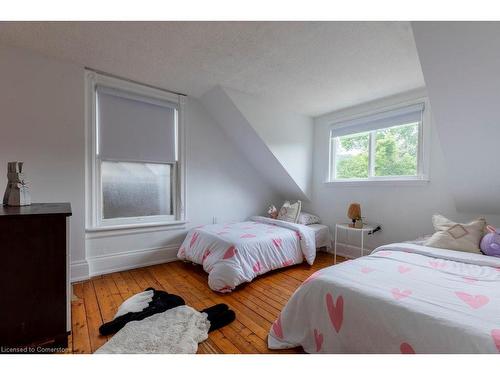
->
<box><xmin>412</xmin><ymin>21</ymin><xmax>500</xmax><ymax>214</ymax></box>
<box><xmin>201</xmin><ymin>86</ymin><xmax>311</xmax><ymax>202</ymax></box>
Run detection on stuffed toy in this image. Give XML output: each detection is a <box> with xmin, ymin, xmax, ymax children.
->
<box><xmin>99</xmin><ymin>288</ymin><xmax>235</xmax><ymax>336</ymax></box>
<box><xmin>480</xmin><ymin>225</ymin><xmax>500</xmax><ymax>257</ymax></box>
<box><xmin>267</xmin><ymin>204</ymin><xmax>278</xmax><ymax>219</ymax></box>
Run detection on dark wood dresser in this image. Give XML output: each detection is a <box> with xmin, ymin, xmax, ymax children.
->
<box><xmin>0</xmin><ymin>203</ymin><xmax>72</xmax><ymax>351</ymax></box>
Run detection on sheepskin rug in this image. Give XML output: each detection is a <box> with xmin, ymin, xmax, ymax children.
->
<box><xmin>95</xmin><ymin>306</ymin><xmax>210</xmax><ymax>354</ymax></box>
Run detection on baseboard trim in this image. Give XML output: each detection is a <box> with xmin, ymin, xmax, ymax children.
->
<box><xmin>70</xmin><ymin>259</ymin><xmax>90</xmax><ymax>282</ymax></box>
<box><xmin>87</xmin><ymin>244</ymin><xmax>181</xmax><ymax>278</ymax></box>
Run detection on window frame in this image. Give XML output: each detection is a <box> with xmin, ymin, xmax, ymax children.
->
<box><xmin>327</xmin><ymin>97</ymin><xmax>431</xmax><ymax>186</ymax></box>
<box><xmin>85</xmin><ymin>71</ymin><xmax>187</xmax><ymax>231</ymax></box>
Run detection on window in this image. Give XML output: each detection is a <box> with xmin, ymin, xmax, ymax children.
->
<box><xmin>86</xmin><ymin>71</ymin><xmax>185</xmax><ymax>229</ymax></box>
<box><xmin>329</xmin><ymin>102</ymin><xmax>428</xmax><ymax>183</ymax></box>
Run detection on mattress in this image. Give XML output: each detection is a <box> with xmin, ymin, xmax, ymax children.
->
<box><xmin>268</xmin><ymin>242</ymin><xmax>500</xmax><ymax>353</ymax></box>
<box><xmin>308</xmin><ymin>224</ymin><xmax>332</xmax><ymax>249</ymax></box>
<box><xmin>177</xmin><ymin>216</ymin><xmax>317</xmax><ymax>293</ymax></box>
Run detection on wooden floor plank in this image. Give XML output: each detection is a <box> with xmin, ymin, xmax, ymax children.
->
<box><xmin>71</xmin><ymin>298</ymin><xmax>91</xmax><ymax>353</ymax></box>
<box><xmin>82</xmin><ymin>281</ymin><xmax>108</xmax><ymax>352</ymax></box>
<box><xmin>71</xmin><ymin>252</ymin><xmax>338</xmax><ymax>353</ymax></box>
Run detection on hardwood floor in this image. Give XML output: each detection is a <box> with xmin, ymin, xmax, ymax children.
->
<box><xmin>69</xmin><ymin>252</ymin><xmax>342</xmax><ymax>354</ymax></box>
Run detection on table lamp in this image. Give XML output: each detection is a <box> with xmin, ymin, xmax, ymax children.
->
<box><xmin>347</xmin><ymin>203</ymin><xmax>361</xmax><ymax>228</ymax></box>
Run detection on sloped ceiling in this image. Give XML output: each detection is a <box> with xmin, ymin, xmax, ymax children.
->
<box><xmin>0</xmin><ymin>21</ymin><xmax>425</xmax><ymax>204</ymax></box>
<box><xmin>201</xmin><ymin>86</ymin><xmax>309</xmax><ymax>201</ymax></box>
<box><xmin>222</xmin><ymin>87</ymin><xmax>313</xmax><ymax>198</ymax></box>
<box><xmin>0</xmin><ymin>21</ymin><xmax>424</xmax><ymax>116</ymax></box>
<box><xmin>412</xmin><ymin>22</ymin><xmax>500</xmax><ymax>214</ymax></box>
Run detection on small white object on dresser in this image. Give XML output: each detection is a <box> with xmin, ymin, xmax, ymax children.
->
<box><xmin>3</xmin><ymin>161</ymin><xmax>31</xmax><ymax>206</ymax></box>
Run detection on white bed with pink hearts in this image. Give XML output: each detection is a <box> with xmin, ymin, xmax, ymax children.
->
<box><xmin>177</xmin><ymin>216</ymin><xmax>317</xmax><ymax>293</ymax></box>
<box><xmin>268</xmin><ymin>243</ymin><xmax>500</xmax><ymax>353</ymax></box>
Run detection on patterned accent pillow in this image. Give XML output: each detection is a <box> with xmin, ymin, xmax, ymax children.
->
<box><xmin>298</xmin><ymin>212</ymin><xmax>321</xmax><ymax>225</ymax></box>
<box><xmin>424</xmin><ymin>214</ymin><xmax>486</xmax><ymax>254</ymax></box>
<box><xmin>277</xmin><ymin>200</ymin><xmax>302</xmax><ymax>223</ymax></box>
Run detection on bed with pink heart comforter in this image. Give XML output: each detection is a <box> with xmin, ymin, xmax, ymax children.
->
<box><xmin>268</xmin><ymin>243</ymin><xmax>500</xmax><ymax>353</ymax></box>
<box><xmin>177</xmin><ymin>216</ymin><xmax>316</xmax><ymax>293</ymax></box>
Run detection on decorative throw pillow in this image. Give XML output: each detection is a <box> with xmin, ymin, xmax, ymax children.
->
<box><xmin>298</xmin><ymin>212</ymin><xmax>321</xmax><ymax>225</ymax></box>
<box><xmin>424</xmin><ymin>214</ymin><xmax>486</xmax><ymax>254</ymax></box>
<box><xmin>277</xmin><ymin>200</ymin><xmax>302</xmax><ymax>223</ymax></box>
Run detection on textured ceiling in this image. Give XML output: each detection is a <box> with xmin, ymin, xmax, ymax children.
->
<box><xmin>0</xmin><ymin>21</ymin><xmax>424</xmax><ymax>116</ymax></box>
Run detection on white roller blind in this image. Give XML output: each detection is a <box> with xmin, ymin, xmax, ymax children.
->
<box><xmin>331</xmin><ymin>103</ymin><xmax>424</xmax><ymax>138</ymax></box>
<box><xmin>97</xmin><ymin>86</ymin><xmax>178</xmax><ymax>163</ymax></box>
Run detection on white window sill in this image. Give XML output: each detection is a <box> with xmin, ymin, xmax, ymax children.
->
<box><xmin>324</xmin><ymin>178</ymin><xmax>429</xmax><ymax>187</ymax></box>
<box><xmin>86</xmin><ymin>220</ymin><xmax>188</xmax><ymax>238</ymax></box>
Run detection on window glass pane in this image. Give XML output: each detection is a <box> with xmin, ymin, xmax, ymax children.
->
<box><xmin>101</xmin><ymin>161</ymin><xmax>172</xmax><ymax>219</ymax></box>
<box><xmin>374</xmin><ymin>122</ymin><xmax>418</xmax><ymax>177</ymax></box>
<box><xmin>334</xmin><ymin>132</ymin><xmax>369</xmax><ymax>179</ymax></box>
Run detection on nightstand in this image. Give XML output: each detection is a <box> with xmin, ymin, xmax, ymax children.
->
<box><xmin>333</xmin><ymin>223</ymin><xmax>381</xmax><ymax>264</ymax></box>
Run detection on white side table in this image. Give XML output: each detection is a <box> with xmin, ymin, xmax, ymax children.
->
<box><xmin>333</xmin><ymin>223</ymin><xmax>381</xmax><ymax>264</ymax></box>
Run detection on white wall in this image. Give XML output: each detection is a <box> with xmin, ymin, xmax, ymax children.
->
<box><xmin>201</xmin><ymin>86</ymin><xmax>311</xmax><ymax>201</ymax></box>
<box><xmin>310</xmin><ymin>89</ymin><xmax>500</xmax><ymax>258</ymax></box>
<box><xmin>412</xmin><ymin>22</ymin><xmax>500</xmax><ymax>214</ymax></box>
<box><xmin>223</xmin><ymin>87</ymin><xmax>314</xmax><ymax>198</ymax></box>
<box><xmin>0</xmin><ymin>45</ymin><xmax>280</xmax><ymax>280</ymax></box>
<box><xmin>86</xmin><ymin>97</ymin><xmax>281</xmax><ymax>276</ymax></box>
<box><xmin>0</xmin><ymin>46</ymin><xmax>87</xmax><ymax>275</ymax></box>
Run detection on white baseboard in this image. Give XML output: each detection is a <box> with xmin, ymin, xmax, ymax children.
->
<box><xmin>328</xmin><ymin>242</ymin><xmax>374</xmax><ymax>260</ymax></box>
<box><xmin>87</xmin><ymin>244</ymin><xmax>181</xmax><ymax>278</ymax></box>
<box><xmin>70</xmin><ymin>259</ymin><xmax>90</xmax><ymax>282</ymax></box>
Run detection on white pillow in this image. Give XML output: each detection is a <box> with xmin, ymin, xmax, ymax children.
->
<box><xmin>298</xmin><ymin>212</ymin><xmax>321</xmax><ymax>225</ymax></box>
<box><xmin>424</xmin><ymin>214</ymin><xmax>486</xmax><ymax>254</ymax></box>
<box><xmin>277</xmin><ymin>200</ymin><xmax>302</xmax><ymax>223</ymax></box>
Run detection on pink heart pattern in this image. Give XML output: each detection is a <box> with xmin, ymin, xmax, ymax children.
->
<box><xmin>491</xmin><ymin>329</ymin><xmax>500</xmax><ymax>352</ymax></box>
<box><xmin>398</xmin><ymin>266</ymin><xmax>412</xmax><ymax>274</ymax></box>
<box><xmin>240</xmin><ymin>233</ymin><xmax>256</xmax><ymax>238</ymax></box>
<box><xmin>272</xmin><ymin>316</ymin><xmax>283</xmax><ymax>339</ymax></box>
<box><xmin>223</xmin><ymin>246</ymin><xmax>237</xmax><ymax>259</ymax></box>
<box><xmin>178</xmin><ymin>247</ymin><xmax>185</xmax><ymax>258</ymax></box>
<box><xmin>361</xmin><ymin>267</ymin><xmax>374</xmax><ymax>274</ymax></box>
<box><xmin>282</xmin><ymin>259</ymin><xmax>294</xmax><ymax>267</ymax></box>
<box><xmin>189</xmin><ymin>232</ymin><xmax>200</xmax><ymax>248</ymax></box>
<box><xmin>377</xmin><ymin>251</ymin><xmax>392</xmax><ymax>256</ymax></box>
<box><xmin>218</xmin><ymin>285</ymin><xmax>232</xmax><ymax>293</ymax></box>
<box><xmin>272</xmin><ymin>238</ymin><xmax>282</xmax><ymax>249</ymax></box>
<box><xmin>429</xmin><ymin>260</ymin><xmax>446</xmax><ymax>269</ymax></box>
<box><xmin>392</xmin><ymin>288</ymin><xmax>412</xmax><ymax>300</ymax></box>
<box><xmin>455</xmin><ymin>291</ymin><xmax>489</xmax><ymax>309</ymax></box>
<box><xmin>326</xmin><ymin>292</ymin><xmax>344</xmax><ymax>333</ymax></box>
<box><xmin>202</xmin><ymin>249</ymin><xmax>211</xmax><ymax>262</ymax></box>
<box><xmin>400</xmin><ymin>342</ymin><xmax>415</xmax><ymax>354</ymax></box>
<box><xmin>463</xmin><ymin>276</ymin><xmax>478</xmax><ymax>284</ymax></box>
<box><xmin>314</xmin><ymin>329</ymin><xmax>323</xmax><ymax>352</ymax></box>
<box><xmin>253</xmin><ymin>261</ymin><xmax>261</xmax><ymax>273</ymax></box>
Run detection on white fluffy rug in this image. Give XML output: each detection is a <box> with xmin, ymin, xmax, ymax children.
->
<box><xmin>95</xmin><ymin>306</ymin><xmax>210</xmax><ymax>354</ymax></box>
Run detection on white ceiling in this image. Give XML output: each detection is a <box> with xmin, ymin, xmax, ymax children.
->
<box><xmin>0</xmin><ymin>21</ymin><xmax>425</xmax><ymax>116</ymax></box>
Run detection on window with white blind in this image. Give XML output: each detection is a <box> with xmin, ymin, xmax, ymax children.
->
<box><xmin>328</xmin><ymin>100</ymin><xmax>430</xmax><ymax>183</ymax></box>
<box><xmin>85</xmin><ymin>71</ymin><xmax>186</xmax><ymax>230</ymax></box>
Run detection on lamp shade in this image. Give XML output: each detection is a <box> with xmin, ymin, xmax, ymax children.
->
<box><xmin>347</xmin><ymin>203</ymin><xmax>361</xmax><ymax>220</ymax></box>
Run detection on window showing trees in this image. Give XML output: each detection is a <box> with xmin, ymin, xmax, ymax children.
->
<box><xmin>334</xmin><ymin>132</ymin><xmax>369</xmax><ymax>179</ymax></box>
<box><xmin>331</xmin><ymin>122</ymin><xmax>420</xmax><ymax>180</ymax></box>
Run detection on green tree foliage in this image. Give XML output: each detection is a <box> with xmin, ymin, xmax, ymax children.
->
<box><xmin>335</xmin><ymin>133</ymin><xmax>369</xmax><ymax>178</ymax></box>
<box><xmin>335</xmin><ymin>123</ymin><xmax>418</xmax><ymax>179</ymax></box>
